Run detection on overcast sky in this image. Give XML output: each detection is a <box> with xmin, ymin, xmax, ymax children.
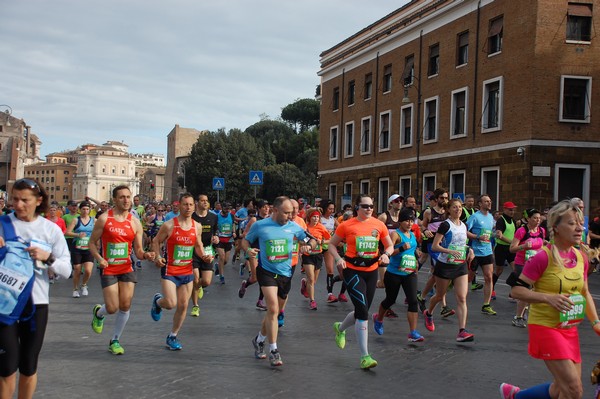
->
<box><xmin>1</xmin><ymin>1</ymin><xmax>409</xmax><ymax>157</ymax></box>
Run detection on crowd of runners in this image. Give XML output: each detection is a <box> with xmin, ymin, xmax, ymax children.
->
<box><xmin>2</xmin><ymin>182</ymin><xmax>600</xmax><ymax>399</ymax></box>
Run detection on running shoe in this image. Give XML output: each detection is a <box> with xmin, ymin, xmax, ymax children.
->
<box><xmin>372</xmin><ymin>313</ymin><xmax>384</xmax><ymax>335</ymax></box>
<box><xmin>511</xmin><ymin>316</ymin><xmax>526</xmax><ymax>328</ymax></box>
<box><xmin>481</xmin><ymin>304</ymin><xmax>497</xmax><ymax>316</ymax></box>
<box><xmin>80</xmin><ymin>285</ymin><xmax>89</xmax><ymax>297</ymax></box>
<box><xmin>338</xmin><ymin>293</ymin><xmax>348</xmax><ymax>302</ymax></box>
<box><xmin>300</xmin><ymin>278</ymin><xmax>308</xmax><ymax>298</ymax></box>
<box><xmin>256</xmin><ymin>299</ymin><xmax>267</xmax><ymax>310</ymax></box>
<box><xmin>499</xmin><ymin>383</ymin><xmax>520</xmax><ymax>399</ymax></box>
<box><xmin>416</xmin><ymin>292</ymin><xmax>427</xmax><ymax>313</ymax></box>
<box><xmin>440</xmin><ymin>306</ymin><xmax>456</xmax><ymax>318</ymax></box>
<box><xmin>470</xmin><ymin>282</ymin><xmax>483</xmax><ymax>291</ymax></box>
<box><xmin>309</xmin><ymin>300</ymin><xmax>317</xmax><ymax>310</ymax></box>
<box><xmin>151</xmin><ymin>293</ymin><xmax>163</xmax><ymax>321</ymax></box>
<box><xmin>252</xmin><ymin>336</ymin><xmax>266</xmax><ymax>359</ymax></box>
<box><xmin>238</xmin><ymin>280</ymin><xmax>247</xmax><ymax>298</ymax></box>
<box><xmin>220</xmin><ymin>275</ymin><xmax>225</xmax><ymax>285</ymax></box>
<box><xmin>491</xmin><ymin>290</ymin><xmax>496</xmax><ymax>300</ymax></box>
<box><xmin>190</xmin><ymin>305</ymin><xmax>200</xmax><ymax>317</ymax></box>
<box><xmin>166</xmin><ymin>335</ymin><xmax>182</xmax><ymax>351</ymax></box>
<box><xmin>269</xmin><ymin>350</ymin><xmax>283</xmax><ymax>367</ymax></box>
<box><xmin>72</xmin><ymin>289</ymin><xmax>80</xmax><ymax>298</ymax></box>
<box><xmin>385</xmin><ymin>308</ymin><xmax>398</xmax><ymax>318</ymax></box>
<box><xmin>360</xmin><ymin>354</ymin><xmax>378</xmax><ymax>369</ymax></box>
<box><xmin>198</xmin><ymin>285</ymin><xmax>204</xmax><ymax>299</ymax></box>
<box><xmin>108</xmin><ymin>339</ymin><xmax>125</xmax><ymax>355</ymax></box>
<box><xmin>327</xmin><ymin>293</ymin><xmax>338</xmax><ymax>303</ymax></box>
<box><xmin>278</xmin><ymin>312</ymin><xmax>285</xmax><ymax>328</ymax></box>
<box><xmin>91</xmin><ymin>304</ymin><xmax>105</xmax><ymax>334</ymax></box>
<box><xmin>423</xmin><ymin>310</ymin><xmax>435</xmax><ymax>332</ymax></box>
<box><xmin>333</xmin><ymin>322</ymin><xmax>346</xmax><ymax>349</ymax></box>
<box><xmin>456</xmin><ymin>329</ymin><xmax>475</xmax><ymax>342</ymax></box>
<box><xmin>408</xmin><ymin>330</ymin><xmax>425</xmax><ymax>342</ymax></box>
<box><xmin>239</xmin><ymin>263</ymin><xmax>245</xmax><ymax>276</ymax></box>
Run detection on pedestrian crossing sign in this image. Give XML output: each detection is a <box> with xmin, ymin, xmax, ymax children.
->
<box><xmin>249</xmin><ymin>170</ymin><xmax>263</xmax><ymax>186</ymax></box>
<box><xmin>212</xmin><ymin>178</ymin><xmax>225</xmax><ymax>190</ymax></box>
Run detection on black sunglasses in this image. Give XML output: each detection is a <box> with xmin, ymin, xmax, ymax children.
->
<box><xmin>359</xmin><ymin>204</ymin><xmax>375</xmax><ymax>209</ymax></box>
<box><xmin>15</xmin><ymin>178</ymin><xmax>40</xmax><ymax>192</ymax></box>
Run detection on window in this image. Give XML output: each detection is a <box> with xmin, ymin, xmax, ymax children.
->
<box><xmin>482</xmin><ymin>77</ymin><xmax>503</xmax><ymax>132</ymax></box>
<box><xmin>399</xmin><ymin>176</ymin><xmax>411</xmax><ymax>198</ymax></box>
<box><xmin>329</xmin><ymin>183</ymin><xmax>337</xmax><ymax>204</ymax></box>
<box><xmin>348</xmin><ymin>80</ymin><xmax>355</xmax><ymax>106</ymax></box>
<box><xmin>457</xmin><ymin>31</ymin><xmax>469</xmax><ymax>65</ymax></box>
<box><xmin>344</xmin><ymin>122</ymin><xmax>354</xmax><ymax>157</ymax></box>
<box><xmin>400</xmin><ymin>104</ymin><xmax>413</xmax><ymax>147</ymax></box>
<box><xmin>451</xmin><ymin>88</ymin><xmax>468</xmax><ymax>138</ymax></box>
<box><xmin>378</xmin><ymin>178</ymin><xmax>390</xmax><ymax>214</ymax></box>
<box><xmin>64</xmin><ymin>177</ymin><xmax>68</xmax><ymax>183</ymax></box>
<box><xmin>360</xmin><ymin>179</ymin><xmax>370</xmax><ymax>196</ymax></box>
<box><xmin>329</xmin><ymin>126</ymin><xmax>339</xmax><ymax>160</ymax></box>
<box><xmin>449</xmin><ymin>170</ymin><xmax>465</xmax><ymax>199</ymax></box>
<box><xmin>343</xmin><ymin>181</ymin><xmax>352</xmax><ymax>198</ymax></box>
<box><xmin>567</xmin><ymin>3</ymin><xmax>592</xmax><ymax>42</ymax></box>
<box><xmin>481</xmin><ymin>167</ymin><xmax>499</xmax><ymax>210</ymax></box>
<box><xmin>402</xmin><ymin>55</ymin><xmax>415</xmax><ymax>86</ymax></box>
<box><xmin>422</xmin><ymin>174</ymin><xmax>437</xmax><ymax>205</ymax></box>
<box><xmin>383</xmin><ymin>64</ymin><xmax>392</xmax><ymax>93</ymax></box>
<box><xmin>379</xmin><ymin>112</ymin><xmax>391</xmax><ymax>151</ymax></box>
<box><xmin>360</xmin><ymin>117</ymin><xmax>372</xmax><ymax>154</ymax></box>
<box><xmin>560</xmin><ymin>75</ymin><xmax>591</xmax><ymax>123</ymax></box>
<box><xmin>555</xmin><ymin>163</ymin><xmax>590</xmax><ymax>206</ymax></box>
<box><xmin>423</xmin><ymin>97</ymin><xmax>439</xmax><ymax>142</ymax></box>
<box><xmin>333</xmin><ymin>87</ymin><xmax>340</xmax><ymax>111</ymax></box>
<box><xmin>364</xmin><ymin>73</ymin><xmax>373</xmax><ymax>100</ymax></box>
<box><xmin>487</xmin><ymin>16</ymin><xmax>503</xmax><ymax>54</ymax></box>
<box><xmin>428</xmin><ymin>43</ymin><xmax>439</xmax><ymax>77</ymax></box>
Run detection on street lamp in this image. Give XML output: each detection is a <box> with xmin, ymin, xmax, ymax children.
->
<box><xmin>0</xmin><ymin>105</ymin><xmax>12</xmax><ymax>127</ymax></box>
<box><xmin>402</xmin><ymin>77</ymin><xmax>422</xmax><ymax>206</ymax></box>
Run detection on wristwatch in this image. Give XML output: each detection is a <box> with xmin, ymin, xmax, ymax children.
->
<box><xmin>44</xmin><ymin>254</ymin><xmax>56</xmax><ymax>266</ymax></box>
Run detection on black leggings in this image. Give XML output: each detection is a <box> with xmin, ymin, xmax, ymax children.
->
<box><xmin>342</xmin><ymin>268</ymin><xmax>378</xmax><ymax>320</ymax></box>
<box><xmin>0</xmin><ymin>305</ymin><xmax>48</xmax><ymax>377</ymax></box>
<box><xmin>381</xmin><ymin>272</ymin><xmax>418</xmax><ymax>313</ymax></box>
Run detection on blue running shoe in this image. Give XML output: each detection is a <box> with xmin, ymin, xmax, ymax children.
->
<box><xmin>166</xmin><ymin>335</ymin><xmax>182</xmax><ymax>350</ymax></box>
<box><xmin>372</xmin><ymin>313</ymin><xmax>384</xmax><ymax>335</ymax></box>
<box><xmin>220</xmin><ymin>275</ymin><xmax>225</xmax><ymax>285</ymax></box>
<box><xmin>151</xmin><ymin>293</ymin><xmax>163</xmax><ymax>321</ymax></box>
<box><xmin>277</xmin><ymin>311</ymin><xmax>285</xmax><ymax>328</ymax></box>
<box><xmin>408</xmin><ymin>330</ymin><xmax>425</xmax><ymax>342</ymax></box>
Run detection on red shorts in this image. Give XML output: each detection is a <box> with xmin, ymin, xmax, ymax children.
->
<box><xmin>528</xmin><ymin>324</ymin><xmax>581</xmax><ymax>363</ymax></box>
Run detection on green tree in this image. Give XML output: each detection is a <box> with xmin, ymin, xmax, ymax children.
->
<box><xmin>280</xmin><ymin>98</ymin><xmax>320</xmax><ymax>133</ymax></box>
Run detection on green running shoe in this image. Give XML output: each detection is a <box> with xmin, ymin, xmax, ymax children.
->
<box><xmin>333</xmin><ymin>322</ymin><xmax>346</xmax><ymax>349</ymax></box>
<box><xmin>198</xmin><ymin>285</ymin><xmax>204</xmax><ymax>299</ymax></box>
<box><xmin>91</xmin><ymin>304</ymin><xmax>104</xmax><ymax>334</ymax></box>
<box><xmin>360</xmin><ymin>354</ymin><xmax>378</xmax><ymax>369</ymax></box>
<box><xmin>190</xmin><ymin>305</ymin><xmax>200</xmax><ymax>317</ymax></box>
<box><xmin>109</xmin><ymin>339</ymin><xmax>125</xmax><ymax>355</ymax></box>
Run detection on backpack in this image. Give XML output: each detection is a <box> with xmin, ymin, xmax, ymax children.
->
<box><xmin>0</xmin><ymin>215</ymin><xmax>36</xmax><ymax>325</ymax></box>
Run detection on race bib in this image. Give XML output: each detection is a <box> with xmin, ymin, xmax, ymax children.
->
<box><xmin>0</xmin><ymin>265</ymin><xmax>29</xmax><ymax>298</ymax></box>
<box><xmin>220</xmin><ymin>223</ymin><xmax>232</xmax><ymax>235</ymax></box>
<box><xmin>75</xmin><ymin>236</ymin><xmax>90</xmax><ymax>250</ymax></box>
<box><xmin>309</xmin><ymin>243</ymin><xmax>322</xmax><ymax>255</ymax></box>
<box><xmin>204</xmin><ymin>245</ymin><xmax>215</xmax><ymax>257</ymax></box>
<box><xmin>399</xmin><ymin>254</ymin><xmax>417</xmax><ymax>273</ymax></box>
<box><xmin>356</xmin><ymin>236</ymin><xmax>378</xmax><ymax>258</ymax></box>
<box><xmin>447</xmin><ymin>244</ymin><xmax>467</xmax><ymax>265</ymax></box>
<box><xmin>172</xmin><ymin>244</ymin><xmax>193</xmax><ymax>265</ymax></box>
<box><xmin>266</xmin><ymin>238</ymin><xmax>289</xmax><ymax>263</ymax></box>
<box><xmin>559</xmin><ymin>293</ymin><xmax>586</xmax><ymax>328</ymax></box>
<box><xmin>479</xmin><ymin>228</ymin><xmax>492</xmax><ymax>243</ymax></box>
<box><xmin>106</xmin><ymin>242</ymin><xmax>129</xmax><ymax>265</ymax></box>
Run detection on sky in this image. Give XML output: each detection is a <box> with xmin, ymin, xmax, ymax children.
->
<box><xmin>1</xmin><ymin>1</ymin><xmax>409</xmax><ymax>158</ymax></box>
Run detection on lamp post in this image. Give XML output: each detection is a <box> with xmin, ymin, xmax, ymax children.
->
<box><xmin>402</xmin><ymin>77</ymin><xmax>422</xmax><ymax>206</ymax></box>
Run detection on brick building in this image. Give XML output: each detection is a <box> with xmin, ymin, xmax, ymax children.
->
<box><xmin>24</xmin><ymin>162</ymin><xmax>76</xmax><ymax>202</ymax></box>
<box><xmin>317</xmin><ymin>0</ymin><xmax>600</xmax><ymax>214</ymax></box>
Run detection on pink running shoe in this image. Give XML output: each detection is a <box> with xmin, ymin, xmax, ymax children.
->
<box><xmin>499</xmin><ymin>383</ymin><xmax>520</xmax><ymax>399</ymax></box>
<box><xmin>338</xmin><ymin>293</ymin><xmax>348</xmax><ymax>302</ymax></box>
<box><xmin>327</xmin><ymin>293</ymin><xmax>338</xmax><ymax>303</ymax></box>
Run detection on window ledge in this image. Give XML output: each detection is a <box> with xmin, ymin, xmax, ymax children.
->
<box><xmin>360</xmin><ymin>151</ymin><xmax>371</xmax><ymax>156</ymax></box>
<box><xmin>423</xmin><ymin>139</ymin><xmax>438</xmax><ymax>145</ymax></box>
<box><xmin>378</xmin><ymin>148</ymin><xmax>391</xmax><ymax>153</ymax></box>
<box><xmin>487</xmin><ymin>51</ymin><xmax>502</xmax><ymax>58</ymax></box>
<box><xmin>428</xmin><ymin>73</ymin><xmax>439</xmax><ymax>79</ymax></box>
<box><xmin>481</xmin><ymin>126</ymin><xmax>501</xmax><ymax>133</ymax></box>
<box><xmin>559</xmin><ymin>118</ymin><xmax>590</xmax><ymax>124</ymax></box>
<box><xmin>400</xmin><ymin>144</ymin><xmax>413</xmax><ymax>149</ymax></box>
<box><xmin>566</xmin><ymin>40</ymin><xmax>591</xmax><ymax>45</ymax></box>
<box><xmin>383</xmin><ymin>90</ymin><xmax>391</xmax><ymax>95</ymax></box>
<box><xmin>450</xmin><ymin>134</ymin><xmax>467</xmax><ymax>140</ymax></box>
<box><xmin>456</xmin><ymin>63</ymin><xmax>467</xmax><ymax>69</ymax></box>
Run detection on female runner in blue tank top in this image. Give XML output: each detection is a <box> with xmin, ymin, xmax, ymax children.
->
<box><xmin>65</xmin><ymin>201</ymin><xmax>95</xmax><ymax>298</ymax></box>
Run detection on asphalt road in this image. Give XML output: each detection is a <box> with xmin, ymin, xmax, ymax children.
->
<box><xmin>31</xmin><ymin>257</ymin><xmax>600</xmax><ymax>399</ymax></box>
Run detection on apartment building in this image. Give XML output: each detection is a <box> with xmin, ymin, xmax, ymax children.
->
<box><xmin>24</xmin><ymin>162</ymin><xmax>76</xmax><ymax>202</ymax></box>
<box><xmin>318</xmin><ymin>0</ymin><xmax>600</xmax><ymax>213</ymax></box>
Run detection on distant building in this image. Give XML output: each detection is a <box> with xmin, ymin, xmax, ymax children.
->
<box><xmin>132</xmin><ymin>153</ymin><xmax>166</xmax><ymax>167</ymax></box>
<box><xmin>318</xmin><ymin>0</ymin><xmax>600</xmax><ymax>214</ymax></box>
<box><xmin>165</xmin><ymin>124</ymin><xmax>207</xmax><ymax>202</ymax></box>
<box><xmin>24</xmin><ymin>162</ymin><xmax>76</xmax><ymax>202</ymax></box>
<box><xmin>138</xmin><ymin>166</ymin><xmax>166</xmax><ymax>202</ymax></box>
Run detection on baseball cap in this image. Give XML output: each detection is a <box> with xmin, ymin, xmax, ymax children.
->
<box><xmin>388</xmin><ymin>194</ymin><xmax>403</xmax><ymax>204</ymax></box>
<box><xmin>503</xmin><ymin>201</ymin><xmax>517</xmax><ymax>209</ymax></box>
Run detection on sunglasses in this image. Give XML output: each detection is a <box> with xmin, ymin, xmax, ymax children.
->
<box><xmin>15</xmin><ymin>178</ymin><xmax>40</xmax><ymax>192</ymax></box>
<box><xmin>359</xmin><ymin>204</ymin><xmax>375</xmax><ymax>209</ymax></box>
<box><xmin>158</xmin><ymin>210</ymin><xmax>166</xmax><ymax>212</ymax></box>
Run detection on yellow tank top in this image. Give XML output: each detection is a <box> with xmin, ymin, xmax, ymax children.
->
<box><xmin>528</xmin><ymin>246</ymin><xmax>584</xmax><ymax>328</ymax></box>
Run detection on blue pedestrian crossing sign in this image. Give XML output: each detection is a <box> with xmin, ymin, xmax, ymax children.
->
<box><xmin>212</xmin><ymin>177</ymin><xmax>225</xmax><ymax>190</ymax></box>
<box><xmin>249</xmin><ymin>170</ymin><xmax>263</xmax><ymax>186</ymax></box>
